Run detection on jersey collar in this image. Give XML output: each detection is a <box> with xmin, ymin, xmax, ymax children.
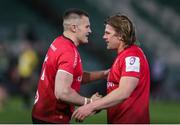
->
<box><xmin>62</xmin><ymin>34</ymin><xmax>76</xmax><ymax>46</ymax></box>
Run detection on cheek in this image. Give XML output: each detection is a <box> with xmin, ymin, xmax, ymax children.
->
<box><xmin>80</xmin><ymin>29</ymin><xmax>86</xmax><ymax>36</ymax></box>
<box><xmin>112</xmin><ymin>38</ymin><xmax>119</xmax><ymax>46</ymax></box>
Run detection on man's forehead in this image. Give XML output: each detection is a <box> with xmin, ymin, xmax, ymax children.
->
<box><xmin>79</xmin><ymin>16</ymin><xmax>90</xmax><ymax>25</ymax></box>
<box><xmin>105</xmin><ymin>24</ymin><xmax>115</xmax><ymax>32</ymax></box>
<box><xmin>81</xmin><ymin>16</ymin><xmax>89</xmax><ymax>21</ymax></box>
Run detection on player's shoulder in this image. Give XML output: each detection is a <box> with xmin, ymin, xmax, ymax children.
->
<box><xmin>52</xmin><ymin>35</ymin><xmax>75</xmax><ymax>51</ymax></box>
<box><xmin>124</xmin><ymin>45</ymin><xmax>142</xmax><ymax>55</ymax></box>
<box><xmin>118</xmin><ymin>45</ymin><xmax>142</xmax><ymax>62</ymax></box>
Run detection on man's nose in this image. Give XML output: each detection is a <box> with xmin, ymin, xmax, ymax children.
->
<box><xmin>89</xmin><ymin>28</ymin><xmax>92</xmax><ymax>33</ymax></box>
<box><xmin>103</xmin><ymin>34</ymin><xmax>106</xmax><ymax>39</ymax></box>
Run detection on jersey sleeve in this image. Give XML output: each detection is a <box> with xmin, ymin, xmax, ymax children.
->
<box><xmin>56</xmin><ymin>46</ymin><xmax>76</xmax><ymax>75</ymax></box>
<box><xmin>121</xmin><ymin>54</ymin><xmax>141</xmax><ymax>78</ymax></box>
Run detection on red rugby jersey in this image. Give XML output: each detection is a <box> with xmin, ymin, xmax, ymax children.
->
<box><xmin>32</xmin><ymin>35</ymin><xmax>83</xmax><ymax>123</ymax></box>
<box><xmin>107</xmin><ymin>45</ymin><xmax>150</xmax><ymax>124</ymax></box>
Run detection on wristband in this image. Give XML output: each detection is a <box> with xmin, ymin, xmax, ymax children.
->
<box><xmin>90</xmin><ymin>98</ymin><xmax>93</xmax><ymax>103</ymax></box>
<box><xmin>84</xmin><ymin>97</ymin><xmax>88</xmax><ymax>105</ymax></box>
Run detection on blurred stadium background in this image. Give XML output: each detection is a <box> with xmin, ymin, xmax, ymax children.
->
<box><xmin>0</xmin><ymin>0</ymin><xmax>180</xmax><ymax>123</ymax></box>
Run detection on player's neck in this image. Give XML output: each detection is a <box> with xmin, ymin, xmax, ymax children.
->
<box><xmin>63</xmin><ymin>31</ymin><xmax>79</xmax><ymax>46</ymax></box>
<box><xmin>117</xmin><ymin>42</ymin><xmax>127</xmax><ymax>53</ymax></box>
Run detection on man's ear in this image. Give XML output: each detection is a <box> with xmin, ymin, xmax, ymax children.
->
<box><xmin>70</xmin><ymin>24</ymin><xmax>76</xmax><ymax>32</ymax></box>
<box><xmin>118</xmin><ymin>36</ymin><xmax>123</xmax><ymax>41</ymax></box>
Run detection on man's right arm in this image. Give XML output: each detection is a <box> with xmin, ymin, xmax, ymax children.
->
<box><xmin>54</xmin><ymin>70</ymin><xmax>92</xmax><ymax>105</ymax></box>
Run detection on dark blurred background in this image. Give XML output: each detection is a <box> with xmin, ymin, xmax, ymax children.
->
<box><xmin>0</xmin><ymin>0</ymin><xmax>180</xmax><ymax>123</ymax></box>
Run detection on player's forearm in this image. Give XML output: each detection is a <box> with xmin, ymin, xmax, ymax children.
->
<box><xmin>93</xmin><ymin>77</ymin><xmax>139</xmax><ymax>110</ymax></box>
<box><xmin>92</xmin><ymin>88</ymin><xmax>128</xmax><ymax>111</ymax></box>
<box><xmin>82</xmin><ymin>70</ymin><xmax>107</xmax><ymax>84</ymax></box>
<box><xmin>56</xmin><ymin>87</ymin><xmax>89</xmax><ymax>106</ymax></box>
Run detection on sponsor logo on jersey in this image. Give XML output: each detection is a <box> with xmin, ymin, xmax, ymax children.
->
<box><xmin>34</xmin><ymin>90</ymin><xmax>39</xmax><ymax>104</ymax></box>
<box><xmin>73</xmin><ymin>49</ymin><xmax>78</xmax><ymax>68</ymax></box>
<box><xmin>50</xmin><ymin>44</ymin><xmax>57</xmax><ymax>51</ymax></box>
<box><xmin>107</xmin><ymin>82</ymin><xmax>115</xmax><ymax>88</ymax></box>
<box><xmin>77</xmin><ymin>76</ymin><xmax>82</xmax><ymax>82</ymax></box>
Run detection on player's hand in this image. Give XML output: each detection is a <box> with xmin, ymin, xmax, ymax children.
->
<box><xmin>72</xmin><ymin>103</ymin><xmax>95</xmax><ymax>122</ymax></box>
<box><xmin>91</xmin><ymin>92</ymin><xmax>102</xmax><ymax>102</ymax></box>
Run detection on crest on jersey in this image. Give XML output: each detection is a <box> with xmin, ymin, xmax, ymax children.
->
<box><xmin>125</xmin><ymin>56</ymin><xmax>140</xmax><ymax>72</ymax></box>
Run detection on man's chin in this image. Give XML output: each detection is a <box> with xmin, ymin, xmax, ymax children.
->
<box><xmin>83</xmin><ymin>40</ymin><xmax>88</xmax><ymax>43</ymax></box>
<box><xmin>107</xmin><ymin>46</ymin><xmax>110</xmax><ymax>49</ymax></box>
<box><xmin>81</xmin><ymin>41</ymin><xmax>88</xmax><ymax>44</ymax></box>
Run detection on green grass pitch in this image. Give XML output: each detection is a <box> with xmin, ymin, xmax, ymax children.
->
<box><xmin>0</xmin><ymin>97</ymin><xmax>180</xmax><ymax>124</ymax></box>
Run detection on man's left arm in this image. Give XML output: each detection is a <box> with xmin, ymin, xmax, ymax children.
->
<box><xmin>82</xmin><ymin>69</ymin><xmax>109</xmax><ymax>84</ymax></box>
<box><xmin>72</xmin><ymin>76</ymin><xmax>139</xmax><ymax>121</ymax></box>
<box><xmin>92</xmin><ymin>76</ymin><xmax>139</xmax><ymax>109</ymax></box>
